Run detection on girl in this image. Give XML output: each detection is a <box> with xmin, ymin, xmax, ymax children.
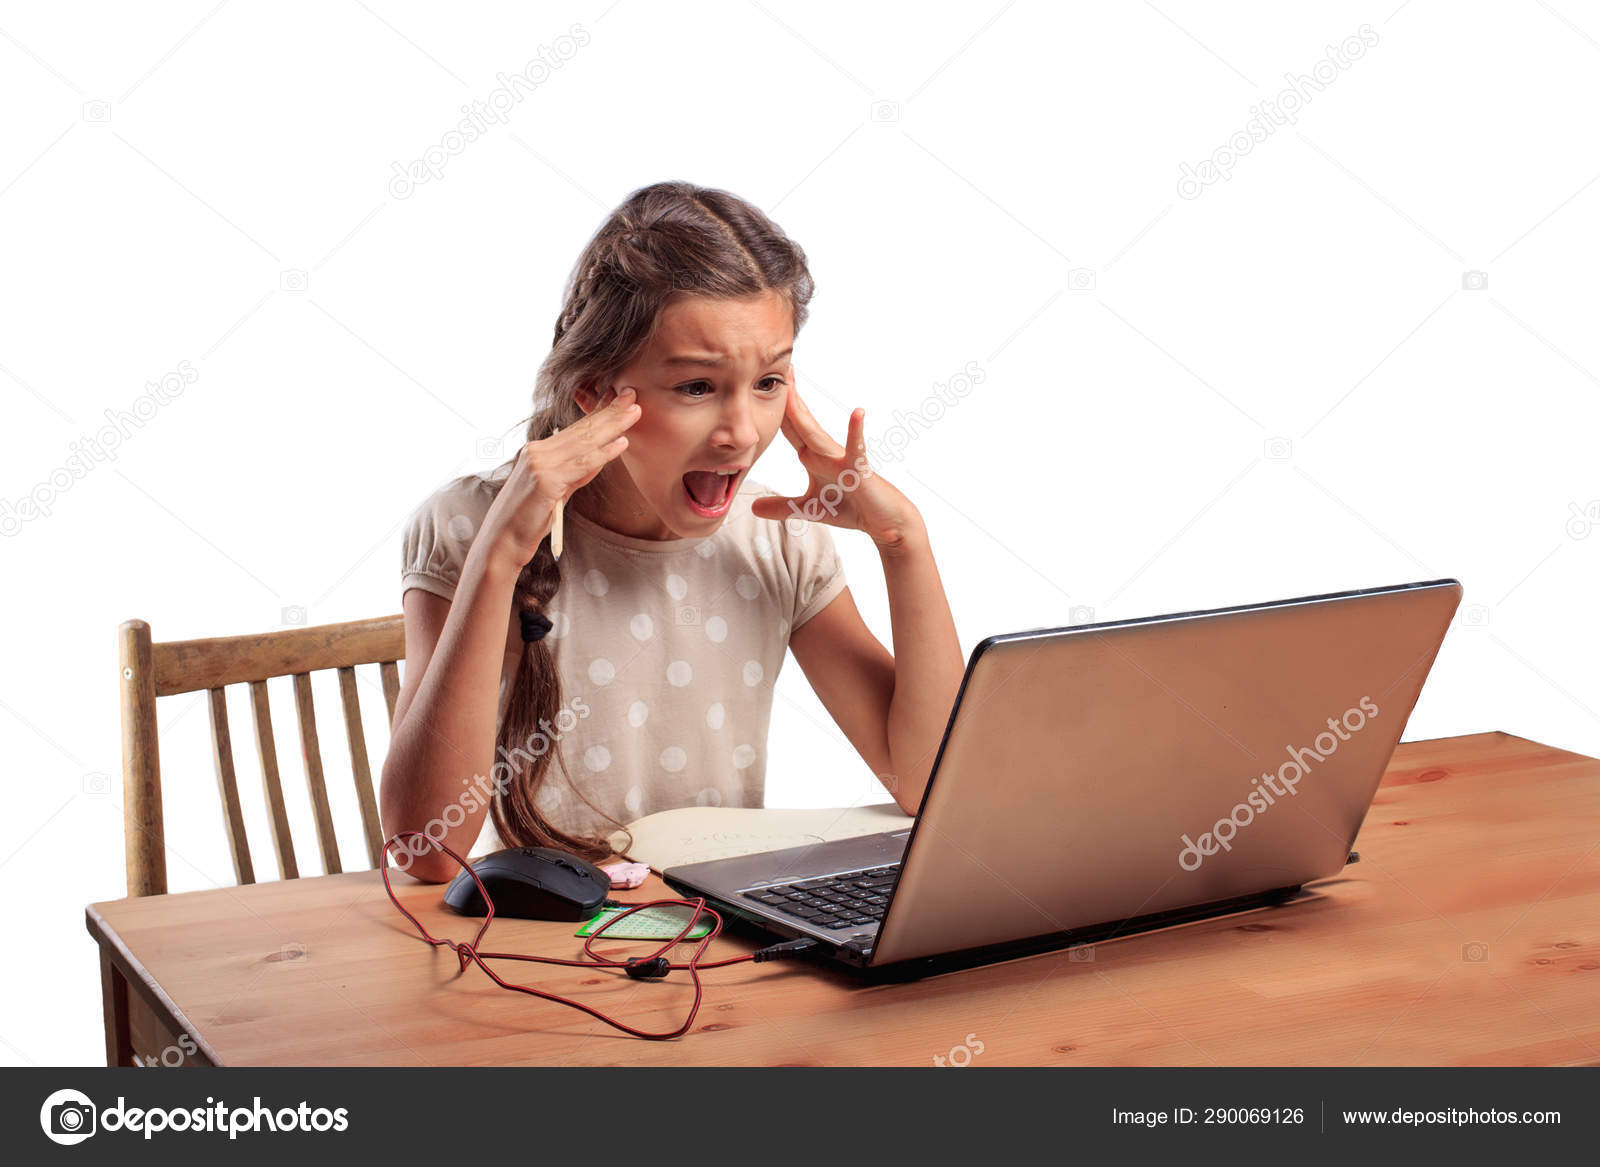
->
<box><xmin>381</xmin><ymin>181</ymin><xmax>964</xmax><ymax>883</ymax></box>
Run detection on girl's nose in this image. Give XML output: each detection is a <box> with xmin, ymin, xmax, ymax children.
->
<box><xmin>714</xmin><ymin>393</ymin><xmax>761</xmax><ymax>451</ymax></box>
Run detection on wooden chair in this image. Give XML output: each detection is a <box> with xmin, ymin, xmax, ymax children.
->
<box><xmin>118</xmin><ymin>615</ymin><xmax>406</xmax><ymax>897</ymax></box>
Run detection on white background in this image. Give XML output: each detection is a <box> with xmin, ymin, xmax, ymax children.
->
<box><xmin>2</xmin><ymin>0</ymin><xmax>1597</xmax><ymax>1066</ymax></box>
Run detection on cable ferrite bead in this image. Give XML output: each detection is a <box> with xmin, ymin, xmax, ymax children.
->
<box><xmin>624</xmin><ymin>956</ymin><xmax>671</xmax><ymax>980</ymax></box>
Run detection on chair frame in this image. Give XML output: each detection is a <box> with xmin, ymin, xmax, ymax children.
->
<box><xmin>118</xmin><ymin>615</ymin><xmax>406</xmax><ymax>897</ymax></box>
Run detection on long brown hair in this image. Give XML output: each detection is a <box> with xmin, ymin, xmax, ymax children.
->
<box><xmin>489</xmin><ymin>181</ymin><xmax>816</xmax><ymax>860</ymax></box>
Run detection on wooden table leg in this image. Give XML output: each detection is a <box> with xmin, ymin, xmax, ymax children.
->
<box><xmin>99</xmin><ymin>947</ymin><xmax>133</xmax><ymax>1068</ymax></box>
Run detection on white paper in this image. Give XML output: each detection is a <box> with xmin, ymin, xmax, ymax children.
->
<box><xmin>608</xmin><ymin>803</ymin><xmax>915</xmax><ymax>871</ymax></box>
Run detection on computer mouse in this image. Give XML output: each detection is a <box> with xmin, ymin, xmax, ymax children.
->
<box><xmin>443</xmin><ymin>846</ymin><xmax>611</xmax><ymax>921</ymax></box>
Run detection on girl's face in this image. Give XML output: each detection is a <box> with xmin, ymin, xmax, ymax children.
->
<box><xmin>575</xmin><ymin>291</ymin><xmax>794</xmax><ymax>540</ymax></box>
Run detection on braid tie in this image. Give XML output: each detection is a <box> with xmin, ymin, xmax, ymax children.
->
<box><xmin>520</xmin><ymin>609</ymin><xmax>553</xmax><ymax>642</ymax></box>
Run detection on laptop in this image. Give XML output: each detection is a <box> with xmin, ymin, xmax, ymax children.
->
<box><xmin>664</xmin><ymin>578</ymin><xmax>1463</xmax><ymax>979</ymax></box>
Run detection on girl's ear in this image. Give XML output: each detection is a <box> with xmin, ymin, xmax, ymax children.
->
<box><xmin>574</xmin><ymin>383</ymin><xmax>600</xmax><ymax>415</ymax></box>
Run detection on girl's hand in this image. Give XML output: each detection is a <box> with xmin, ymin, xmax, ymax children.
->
<box><xmin>481</xmin><ymin>385</ymin><xmax>640</xmax><ymax>569</ymax></box>
<box><xmin>750</xmin><ymin>373</ymin><xmax>924</xmax><ymax>552</ymax></box>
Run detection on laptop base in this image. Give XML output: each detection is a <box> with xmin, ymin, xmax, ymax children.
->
<box><xmin>669</xmin><ymin>876</ymin><xmax>1306</xmax><ymax>982</ymax></box>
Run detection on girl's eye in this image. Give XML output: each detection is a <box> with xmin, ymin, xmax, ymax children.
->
<box><xmin>675</xmin><ymin>376</ymin><xmax>787</xmax><ymax>398</ymax></box>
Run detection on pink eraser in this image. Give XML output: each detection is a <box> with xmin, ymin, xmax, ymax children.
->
<box><xmin>602</xmin><ymin>861</ymin><xmax>650</xmax><ymax>889</ymax></box>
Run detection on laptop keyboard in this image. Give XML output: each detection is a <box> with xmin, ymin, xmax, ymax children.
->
<box><xmin>740</xmin><ymin>865</ymin><xmax>899</xmax><ymax>929</ymax></box>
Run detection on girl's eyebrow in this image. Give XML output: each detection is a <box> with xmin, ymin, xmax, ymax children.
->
<box><xmin>661</xmin><ymin>346</ymin><xmax>793</xmax><ymax>367</ymax></box>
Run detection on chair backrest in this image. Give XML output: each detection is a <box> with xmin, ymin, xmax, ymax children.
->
<box><xmin>118</xmin><ymin>615</ymin><xmax>406</xmax><ymax>897</ymax></box>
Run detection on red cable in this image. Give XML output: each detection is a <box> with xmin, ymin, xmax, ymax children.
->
<box><xmin>381</xmin><ymin>831</ymin><xmax>758</xmax><ymax>1040</ymax></box>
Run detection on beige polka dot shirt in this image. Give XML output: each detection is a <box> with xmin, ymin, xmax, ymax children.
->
<box><xmin>400</xmin><ymin>465</ymin><xmax>848</xmax><ymax>853</ymax></box>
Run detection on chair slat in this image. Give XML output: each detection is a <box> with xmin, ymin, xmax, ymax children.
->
<box><xmin>247</xmin><ymin>680</ymin><xmax>298</xmax><ymax>880</ymax></box>
<box><xmin>291</xmin><ymin>673</ymin><xmax>341</xmax><ymax>875</ymax></box>
<box><xmin>338</xmin><ymin>667</ymin><xmax>385</xmax><ymax>867</ymax></box>
<box><xmin>379</xmin><ymin>661</ymin><xmax>401</xmax><ymax>727</ymax></box>
<box><xmin>207</xmin><ymin>687</ymin><xmax>255</xmax><ymax>885</ymax></box>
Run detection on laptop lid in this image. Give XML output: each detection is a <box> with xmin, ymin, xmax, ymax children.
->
<box><xmin>868</xmin><ymin>579</ymin><xmax>1462</xmax><ymax>967</ymax></box>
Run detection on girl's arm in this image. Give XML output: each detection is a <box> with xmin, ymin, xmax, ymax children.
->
<box><xmin>381</xmin><ymin>389</ymin><xmax>640</xmax><ymax>881</ymax></box>
<box><xmin>876</xmin><ymin>520</ymin><xmax>965</xmax><ymax>810</ymax></box>
<box><xmin>789</xmin><ymin>515</ymin><xmax>965</xmax><ymax>814</ymax></box>
<box><xmin>381</xmin><ymin>542</ymin><xmax>521</xmax><ymax>883</ymax></box>
<box><xmin>755</xmin><ymin>380</ymin><xmax>966</xmax><ymax>815</ymax></box>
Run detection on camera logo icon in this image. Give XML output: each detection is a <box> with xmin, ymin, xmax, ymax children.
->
<box><xmin>1461</xmin><ymin>270</ymin><xmax>1488</xmax><ymax>291</ymax></box>
<box><xmin>1068</xmin><ymin>268</ymin><xmax>1097</xmax><ymax>292</ymax></box>
<box><xmin>280</xmin><ymin>269</ymin><xmax>309</xmax><ymax>293</ymax></box>
<box><xmin>475</xmin><ymin>436</ymin><xmax>503</xmax><ymax>460</ymax></box>
<box><xmin>870</xmin><ymin>100</ymin><xmax>901</xmax><ymax>122</ymax></box>
<box><xmin>40</xmin><ymin>1088</ymin><xmax>97</xmax><ymax>1145</ymax></box>
<box><xmin>1566</xmin><ymin>500</ymin><xmax>1599</xmax><ymax>540</ymax></box>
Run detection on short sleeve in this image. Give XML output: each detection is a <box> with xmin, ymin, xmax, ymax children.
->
<box><xmin>400</xmin><ymin>475</ymin><xmax>498</xmax><ymax>603</ymax></box>
<box><xmin>787</xmin><ymin>516</ymin><xmax>847</xmax><ymax>631</ymax></box>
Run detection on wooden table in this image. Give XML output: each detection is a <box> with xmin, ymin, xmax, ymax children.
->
<box><xmin>87</xmin><ymin>732</ymin><xmax>1600</xmax><ymax>1066</ymax></box>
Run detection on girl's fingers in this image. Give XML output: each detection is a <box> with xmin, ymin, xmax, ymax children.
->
<box><xmin>778</xmin><ymin>411</ymin><xmax>807</xmax><ymax>453</ymax></box>
<box><xmin>562</xmin><ymin>387</ymin><xmax>640</xmax><ymax>446</ymax></box>
<box><xmin>786</xmin><ymin>384</ymin><xmax>837</xmax><ymax>453</ymax></box>
<box><xmin>847</xmin><ymin>408</ymin><xmax>868</xmax><ymax>461</ymax></box>
<box><xmin>781</xmin><ymin>392</ymin><xmax>826</xmax><ymax>455</ymax></box>
<box><xmin>570</xmin><ymin>435</ymin><xmax>628</xmax><ymax>491</ymax></box>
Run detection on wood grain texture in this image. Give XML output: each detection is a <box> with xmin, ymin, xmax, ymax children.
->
<box><xmin>120</xmin><ymin>613</ymin><xmax>405</xmax><ymax>897</ymax></box>
<box><xmin>293</xmin><ymin>672</ymin><xmax>341</xmax><ymax>876</ymax></box>
<box><xmin>151</xmin><ymin>614</ymin><xmax>404</xmax><ymax>697</ymax></box>
<box><xmin>119</xmin><ymin>620</ymin><xmax>167</xmax><ymax>897</ymax></box>
<box><xmin>207</xmin><ymin>687</ymin><xmax>254</xmax><ymax>886</ymax></box>
<box><xmin>86</xmin><ymin>733</ymin><xmax>1600</xmax><ymax>1067</ymax></box>
<box><xmin>248</xmin><ymin>680</ymin><xmax>298</xmax><ymax>881</ymax></box>
<box><xmin>379</xmin><ymin>661</ymin><xmax>402</xmax><ymax>727</ymax></box>
<box><xmin>337</xmin><ymin>667</ymin><xmax>385</xmax><ymax>868</ymax></box>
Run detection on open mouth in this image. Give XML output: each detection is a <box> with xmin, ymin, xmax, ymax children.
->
<box><xmin>681</xmin><ymin>467</ymin><xmax>745</xmax><ymax>516</ymax></box>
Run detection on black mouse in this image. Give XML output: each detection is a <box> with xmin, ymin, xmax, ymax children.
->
<box><xmin>443</xmin><ymin>846</ymin><xmax>611</xmax><ymax>921</ymax></box>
